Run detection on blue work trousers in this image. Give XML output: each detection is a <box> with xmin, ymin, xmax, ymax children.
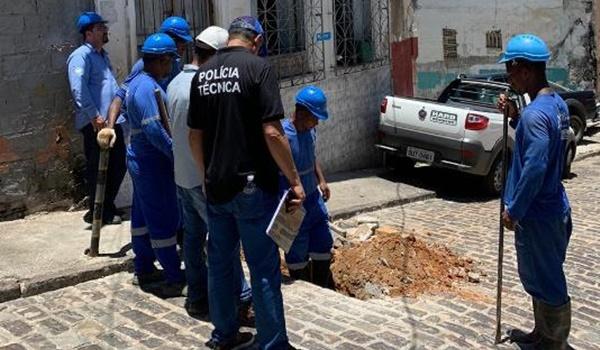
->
<box><xmin>176</xmin><ymin>185</ymin><xmax>252</xmax><ymax>304</ymax></box>
<box><xmin>285</xmin><ymin>191</ymin><xmax>333</xmax><ymax>270</ymax></box>
<box><xmin>515</xmin><ymin>212</ymin><xmax>572</xmax><ymax>306</ymax></box>
<box><xmin>207</xmin><ymin>187</ymin><xmax>288</xmax><ymax>349</ymax></box>
<box><xmin>127</xmin><ymin>153</ymin><xmax>184</xmax><ymax>284</ymax></box>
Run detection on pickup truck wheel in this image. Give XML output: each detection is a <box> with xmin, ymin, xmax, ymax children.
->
<box><xmin>483</xmin><ymin>156</ymin><xmax>504</xmax><ymax>195</ymax></box>
<box><xmin>562</xmin><ymin>144</ymin><xmax>575</xmax><ymax>179</ymax></box>
<box><xmin>570</xmin><ymin>114</ymin><xmax>585</xmax><ymax>144</ymax></box>
<box><xmin>393</xmin><ymin>157</ymin><xmax>417</xmax><ymax>172</ymax></box>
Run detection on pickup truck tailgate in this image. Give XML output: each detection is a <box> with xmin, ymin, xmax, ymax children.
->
<box><xmin>391</xmin><ymin>98</ymin><xmax>468</xmax><ymax>139</ymax></box>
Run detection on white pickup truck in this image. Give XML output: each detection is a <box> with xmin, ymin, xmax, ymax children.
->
<box><xmin>376</xmin><ymin>78</ymin><xmax>577</xmax><ymax>194</ymax></box>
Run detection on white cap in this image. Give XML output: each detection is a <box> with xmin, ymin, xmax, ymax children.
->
<box><xmin>195</xmin><ymin>26</ymin><xmax>229</xmax><ymax>50</ymax></box>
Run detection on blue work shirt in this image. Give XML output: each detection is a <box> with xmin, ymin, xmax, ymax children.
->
<box><xmin>504</xmin><ymin>92</ymin><xmax>571</xmax><ymax>221</ymax></box>
<box><xmin>67</xmin><ymin>43</ymin><xmax>119</xmax><ymax>130</ymax></box>
<box><xmin>280</xmin><ymin>119</ymin><xmax>319</xmax><ymax>196</ymax></box>
<box><xmin>125</xmin><ymin>72</ymin><xmax>173</xmax><ymax>161</ymax></box>
<box><xmin>115</xmin><ymin>57</ymin><xmax>182</xmax><ymax>102</ymax></box>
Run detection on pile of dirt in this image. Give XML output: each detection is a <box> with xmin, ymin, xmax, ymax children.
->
<box><xmin>331</xmin><ymin>227</ymin><xmax>477</xmax><ymax>300</ymax></box>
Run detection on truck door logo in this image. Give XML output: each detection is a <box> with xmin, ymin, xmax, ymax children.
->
<box><xmin>418</xmin><ymin>108</ymin><xmax>427</xmax><ymax>121</ymax></box>
<box><xmin>430</xmin><ymin>110</ymin><xmax>457</xmax><ymax>126</ymax></box>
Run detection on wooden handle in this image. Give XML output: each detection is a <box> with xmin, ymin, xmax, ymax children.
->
<box><xmin>154</xmin><ymin>89</ymin><xmax>172</xmax><ymax>137</ymax></box>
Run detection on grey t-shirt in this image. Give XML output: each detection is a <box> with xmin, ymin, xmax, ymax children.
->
<box><xmin>167</xmin><ymin>64</ymin><xmax>202</xmax><ymax>189</ymax></box>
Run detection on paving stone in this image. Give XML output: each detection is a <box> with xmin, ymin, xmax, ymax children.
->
<box><xmin>55</xmin><ymin>309</ymin><xmax>85</xmax><ymax>324</ymax></box>
<box><xmin>140</xmin><ymin>337</ymin><xmax>165</xmax><ymax>348</ymax></box>
<box><xmin>0</xmin><ymin>344</ymin><xmax>27</xmax><ymax>350</ymax></box>
<box><xmin>340</xmin><ymin>330</ymin><xmax>374</xmax><ymax>344</ymax></box>
<box><xmin>115</xmin><ymin>324</ymin><xmax>148</xmax><ymax>341</ymax></box>
<box><xmin>121</xmin><ymin>309</ymin><xmax>156</xmax><ymax>325</ymax></box>
<box><xmin>0</xmin><ymin>320</ymin><xmax>33</xmax><ymax>337</ymax></box>
<box><xmin>144</xmin><ymin>321</ymin><xmax>178</xmax><ymax>337</ymax></box>
<box><xmin>163</xmin><ymin>311</ymin><xmax>200</xmax><ymax>328</ymax></box>
<box><xmin>98</xmin><ymin>332</ymin><xmax>129</xmax><ymax>348</ymax></box>
<box><xmin>369</xmin><ymin>342</ymin><xmax>398</xmax><ymax>350</ymax></box>
<box><xmin>15</xmin><ymin>305</ymin><xmax>47</xmax><ymax>321</ymax></box>
<box><xmin>135</xmin><ymin>300</ymin><xmax>170</xmax><ymax>315</ymax></box>
<box><xmin>335</xmin><ymin>342</ymin><xmax>365</xmax><ymax>350</ymax></box>
<box><xmin>22</xmin><ymin>333</ymin><xmax>57</xmax><ymax>349</ymax></box>
<box><xmin>38</xmin><ymin>318</ymin><xmax>69</xmax><ymax>335</ymax></box>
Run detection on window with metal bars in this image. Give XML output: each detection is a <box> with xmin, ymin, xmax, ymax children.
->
<box><xmin>442</xmin><ymin>28</ymin><xmax>458</xmax><ymax>59</ymax></box>
<box><xmin>256</xmin><ymin>0</ymin><xmax>325</xmax><ymax>87</ymax></box>
<box><xmin>134</xmin><ymin>0</ymin><xmax>212</xmax><ymax>63</ymax></box>
<box><xmin>486</xmin><ymin>30</ymin><xmax>502</xmax><ymax>49</ymax></box>
<box><xmin>333</xmin><ymin>0</ymin><xmax>389</xmax><ymax>74</ymax></box>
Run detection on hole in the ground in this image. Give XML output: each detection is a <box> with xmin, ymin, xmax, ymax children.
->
<box><xmin>326</xmin><ymin>217</ymin><xmax>485</xmax><ymax>301</ymax></box>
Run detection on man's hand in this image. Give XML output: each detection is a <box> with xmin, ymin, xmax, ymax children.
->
<box><xmin>92</xmin><ymin>116</ymin><xmax>105</xmax><ymax>132</ymax></box>
<box><xmin>502</xmin><ymin>209</ymin><xmax>519</xmax><ymax>231</ymax></box>
<box><xmin>97</xmin><ymin>127</ymin><xmax>116</xmax><ymax>149</ymax></box>
<box><xmin>497</xmin><ymin>94</ymin><xmax>519</xmax><ymax>120</ymax></box>
<box><xmin>287</xmin><ymin>182</ymin><xmax>306</xmax><ymax>213</ymax></box>
<box><xmin>319</xmin><ymin>181</ymin><xmax>330</xmax><ymax>202</ymax></box>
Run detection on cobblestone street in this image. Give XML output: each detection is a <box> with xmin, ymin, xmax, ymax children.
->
<box><xmin>1</xmin><ymin>156</ymin><xmax>599</xmax><ymax>349</ymax></box>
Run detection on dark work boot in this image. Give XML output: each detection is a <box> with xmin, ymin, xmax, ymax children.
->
<box><xmin>508</xmin><ymin>298</ymin><xmax>541</xmax><ymax>344</ymax></box>
<box><xmin>534</xmin><ymin>299</ymin><xmax>572</xmax><ymax>350</ymax></box>
<box><xmin>288</xmin><ymin>263</ymin><xmax>311</xmax><ymax>282</ymax></box>
<box><xmin>311</xmin><ymin>259</ymin><xmax>335</xmax><ymax>289</ymax></box>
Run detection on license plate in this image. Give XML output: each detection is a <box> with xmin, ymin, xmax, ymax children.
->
<box><xmin>406</xmin><ymin>146</ymin><xmax>434</xmax><ymax>163</ymax></box>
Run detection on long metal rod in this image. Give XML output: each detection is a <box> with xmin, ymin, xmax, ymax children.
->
<box><xmin>495</xmin><ymin>101</ymin><xmax>511</xmax><ymax>343</ymax></box>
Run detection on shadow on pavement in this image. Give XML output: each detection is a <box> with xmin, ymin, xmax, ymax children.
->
<box><xmin>98</xmin><ymin>242</ymin><xmax>132</xmax><ymax>258</ymax></box>
<box><xmin>378</xmin><ymin>165</ymin><xmax>498</xmax><ymax>203</ymax></box>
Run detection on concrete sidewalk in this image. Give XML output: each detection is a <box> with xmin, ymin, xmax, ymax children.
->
<box><xmin>0</xmin><ymin>170</ymin><xmax>434</xmax><ymax>303</ymax></box>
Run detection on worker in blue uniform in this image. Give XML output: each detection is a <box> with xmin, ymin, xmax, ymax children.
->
<box><xmin>67</xmin><ymin>12</ymin><xmax>125</xmax><ymax>225</ymax></box>
<box><xmin>281</xmin><ymin>86</ymin><xmax>334</xmax><ymax>289</ymax></box>
<box><xmin>125</xmin><ymin>33</ymin><xmax>184</xmax><ymax>297</ymax></box>
<box><xmin>101</xmin><ymin>16</ymin><xmax>193</xmax><ymax>139</ymax></box>
<box><xmin>497</xmin><ymin>33</ymin><xmax>573</xmax><ymax>350</ymax></box>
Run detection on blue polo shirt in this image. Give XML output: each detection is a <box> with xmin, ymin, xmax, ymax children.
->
<box><xmin>504</xmin><ymin>92</ymin><xmax>571</xmax><ymax>221</ymax></box>
<box><xmin>67</xmin><ymin>43</ymin><xmax>120</xmax><ymax>130</ymax></box>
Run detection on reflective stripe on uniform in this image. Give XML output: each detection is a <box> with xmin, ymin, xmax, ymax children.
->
<box><xmin>131</xmin><ymin>226</ymin><xmax>148</xmax><ymax>236</ymax></box>
<box><xmin>286</xmin><ymin>261</ymin><xmax>309</xmax><ymax>270</ymax></box>
<box><xmin>141</xmin><ymin>115</ymin><xmax>161</xmax><ymax>125</ymax></box>
<box><xmin>150</xmin><ymin>236</ymin><xmax>178</xmax><ymax>249</ymax></box>
<box><xmin>309</xmin><ymin>252</ymin><xmax>331</xmax><ymax>261</ymax></box>
<box><xmin>298</xmin><ymin>167</ymin><xmax>314</xmax><ymax>176</ymax></box>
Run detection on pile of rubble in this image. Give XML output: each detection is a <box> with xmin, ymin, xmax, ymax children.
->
<box><xmin>329</xmin><ymin>216</ymin><xmax>482</xmax><ymax>300</ymax></box>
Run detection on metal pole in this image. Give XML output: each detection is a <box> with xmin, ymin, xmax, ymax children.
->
<box><xmin>494</xmin><ymin>101</ymin><xmax>511</xmax><ymax>344</ymax></box>
<box><xmin>86</xmin><ymin>148</ymin><xmax>110</xmax><ymax>257</ymax></box>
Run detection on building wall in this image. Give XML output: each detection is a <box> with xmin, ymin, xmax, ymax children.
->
<box><xmin>0</xmin><ymin>0</ymin><xmax>391</xmax><ymax>219</ymax></box>
<box><xmin>0</xmin><ymin>0</ymin><xmax>94</xmax><ymax>220</ymax></box>
<box><xmin>410</xmin><ymin>0</ymin><xmax>595</xmax><ymax>97</ymax></box>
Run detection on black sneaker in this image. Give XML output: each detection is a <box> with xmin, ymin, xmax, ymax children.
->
<box><xmin>83</xmin><ymin>210</ymin><xmax>93</xmax><ymax>224</ymax></box>
<box><xmin>205</xmin><ymin>332</ymin><xmax>255</xmax><ymax>350</ymax></box>
<box><xmin>132</xmin><ymin>269</ymin><xmax>164</xmax><ymax>286</ymax></box>
<box><xmin>184</xmin><ymin>298</ymin><xmax>209</xmax><ymax>318</ymax></box>
<box><xmin>103</xmin><ymin>214</ymin><xmax>122</xmax><ymax>225</ymax></box>
<box><xmin>156</xmin><ymin>281</ymin><xmax>186</xmax><ymax>298</ymax></box>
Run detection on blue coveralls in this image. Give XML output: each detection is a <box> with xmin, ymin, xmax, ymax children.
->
<box><xmin>125</xmin><ymin>71</ymin><xmax>184</xmax><ymax>284</ymax></box>
<box><xmin>280</xmin><ymin>119</ymin><xmax>333</xmax><ymax>271</ymax></box>
<box><xmin>504</xmin><ymin>92</ymin><xmax>572</xmax><ymax>307</ymax></box>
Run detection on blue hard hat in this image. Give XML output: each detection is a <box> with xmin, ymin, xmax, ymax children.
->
<box><xmin>296</xmin><ymin>86</ymin><xmax>328</xmax><ymax>121</ymax></box>
<box><xmin>141</xmin><ymin>33</ymin><xmax>179</xmax><ymax>56</ymax></box>
<box><xmin>77</xmin><ymin>12</ymin><xmax>107</xmax><ymax>33</ymax></box>
<box><xmin>229</xmin><ymin>16</ymin><xmax>265</xmax><ymax>36</ymax></box>
<box><xmin>498</xmin><ymin>34</ymin><xmax>550</xmax><ymax>63</ymax></box>
<box><xmin>160</xmin><ymin>16</ymin><xmax>193</xmax><ymax>43</ymax></box>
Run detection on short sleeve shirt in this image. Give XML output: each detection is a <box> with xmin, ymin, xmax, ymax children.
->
<box><xmin>188</xmin><ymin>46</ymin><xmax>284</xmax><ymax>204</ymax></box>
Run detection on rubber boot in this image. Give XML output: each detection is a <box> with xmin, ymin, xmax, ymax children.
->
<box><xmin>534</xmin><ymin>299</ymin><xmax>572</xmax><ymax>350</ymax></box>
<box><xmin>311</xmin><ymin>259</ymin><xmax>335</xmax><ymax>289</ymax></box>
<box><xmin>508</xmin><ymin>298</ymin><xmax>541</xmax><ymax>344</ymax></box>
<box><xmin>288</xmin><ymin>263</ymin><xmax>311</xmax><ymax>282</ymax></box>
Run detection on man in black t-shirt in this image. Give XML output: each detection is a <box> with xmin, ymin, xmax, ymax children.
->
<box><xmin>188</xmin><ymin>16</ymin><xmax>304</xmax><ymax>350</ymax></box>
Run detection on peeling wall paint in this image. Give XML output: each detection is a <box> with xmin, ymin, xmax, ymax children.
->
<box><xmin>411</xmin><ymin>0</ymin><xmax>595</xmax><ymax>97</ymax></box>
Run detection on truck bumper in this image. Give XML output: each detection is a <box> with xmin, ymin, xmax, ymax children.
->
<box><xmin>376</xmin><ymin>127</ymin><xmax>494</xmax><ymax>176</ymax></box>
